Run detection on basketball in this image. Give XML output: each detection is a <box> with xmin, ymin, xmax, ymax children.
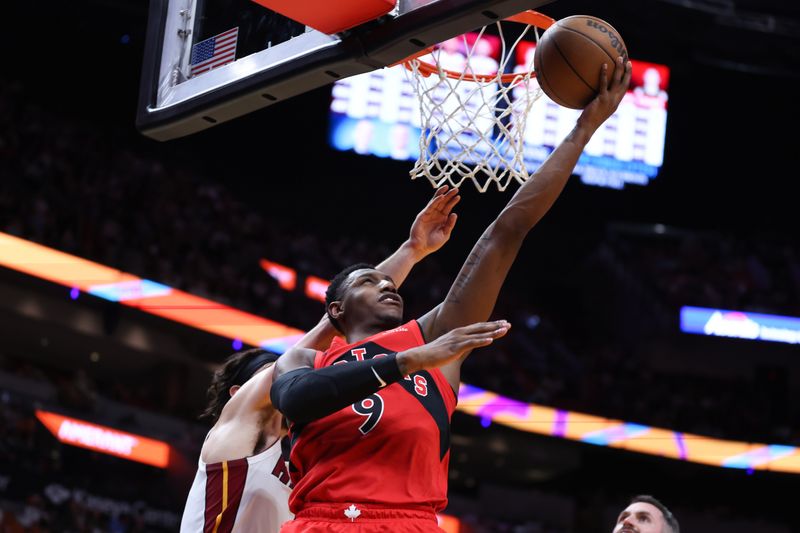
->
<box><xmin>533</xmin><ymin>15</ymin><xmax>628</xmax><ymax>109</ymax></box>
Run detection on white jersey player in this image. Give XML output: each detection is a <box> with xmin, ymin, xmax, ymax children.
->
<box><xmin>180</xmin><ymin>349</ymin><xmax>292</xmax><ymax>533</ymax></box>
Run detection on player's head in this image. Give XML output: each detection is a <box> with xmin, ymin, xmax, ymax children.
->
<box><xmin>200</xmin><ymin>348</ymin><xmax>279</xmax><ymax>423</ymax></box>
<box><xmin>613</xmin><ymin>495</ymin><xmax>679</xmax><ymax>533</ymax></box>
<box><xmin>390</xmin><ymin>123</ymin><xmax>411</xmax><ymax>158</ymax></box>
<box><xmin>353</xmin><ymin>119</ymin><xmax>375</xmax><ymax>154</ymax></box>
<box><xmin>643</xmin><ymin>67</ymin><xmax>662</xmax><ymax>92</ymax></box>
<box><xmin>326</xmin><ymin>263</ymin><xmax>403</xmax><ymax>333</ymax></box>
<box><xmin>473</xmin><ymin>37</ymin><xmax>493</xmax><ymax>57</ymax></box>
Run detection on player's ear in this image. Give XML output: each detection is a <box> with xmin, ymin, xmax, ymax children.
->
<box><xmin>328</xmin><ymin>300</ymin><xmax>344</xmax><ymax>321</ymax></box>
<box><xmin>229</xmin><ymin>384</ymin><xmax>242</xmax><ymax>398</ymax></box>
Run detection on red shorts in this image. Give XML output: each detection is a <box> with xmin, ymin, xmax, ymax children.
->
<box><xmin>280</xmin><ymin>503</ymin><xmax>445</xmax><ymax>533</ymax></box>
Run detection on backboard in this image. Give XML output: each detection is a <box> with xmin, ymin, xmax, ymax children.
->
<box><xmin>136</xmin><ymin>0</ymin><xmax>554</xmax><ymax>141</ymax></box>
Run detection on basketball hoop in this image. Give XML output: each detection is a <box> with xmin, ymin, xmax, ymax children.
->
<box><xmin>402</xmin><ymin>11</ymin><xmax>555</xmax><ymax>192</ymax></box>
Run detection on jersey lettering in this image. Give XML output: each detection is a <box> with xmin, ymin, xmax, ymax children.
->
<box><xmin>352</xmin><ymin>394</ymin><xmax>384</xmax><ymax>434</ymax></box>
<box><xmin>271</xmin><ymin>459</ymin><xmax>293</xmax><ymax>488</ymax></box>
<box><xmin>413</xmin><ymin>375</ymin><xmax>429</xmax><ymax>396</ymax></box>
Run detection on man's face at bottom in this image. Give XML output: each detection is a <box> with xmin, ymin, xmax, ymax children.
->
<box><xmin>613</xmin><ymin>501</ymin><xmax>665</xmax><ymax>533</ymax></box>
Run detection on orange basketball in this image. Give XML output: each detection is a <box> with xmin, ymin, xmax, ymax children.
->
<box><xmin>533</xmin><ymin>15</ymin><xmax>628</xmax><ymax>109</ymax></box>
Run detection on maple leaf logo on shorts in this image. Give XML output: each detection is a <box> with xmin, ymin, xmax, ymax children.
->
<box><xmin>344</xmin><ymin>504</ymin><xmax>361</xmax><ymax>522</ymax></box>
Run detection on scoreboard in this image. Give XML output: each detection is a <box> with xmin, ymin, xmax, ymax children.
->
<box><xmin>329</xmin><ymin>35</ymin><xmax>669</xmax><ymax>190</ymax></box>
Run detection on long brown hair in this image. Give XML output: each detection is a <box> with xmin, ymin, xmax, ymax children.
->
<box><xmin>199</xmin><ymin>348</ymin><xmax>277</xmax><ymax>423</ymax></box>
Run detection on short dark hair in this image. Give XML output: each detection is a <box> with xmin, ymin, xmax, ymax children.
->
<box><xmin>630</xmin><ymin>495</ymin><xmax>679</xmax><ymax>533</ymax></box>
<box><xmin>200</xmin><ymin>348</ymin><xmax>278</xmax><ymax>423</ymax></box>
<box><xmin>325</xmin><ymin>263</ymin><xmax>374</xmax><ymax>332</ymax></box>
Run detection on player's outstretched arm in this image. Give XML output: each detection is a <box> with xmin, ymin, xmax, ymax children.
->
<box><xmin>271</xmin><ymin>320</ymin><xmax>509</xmax><ymax>424</ymax></box>
<box><xmin>290</xmin><ymin>185</ymin><xmax>459</xmax><ymax>353</ymax></box>
<box><xmin>419</xmin><ymin>58</ymin><xmax>632</xmax><ymax>387</ymax></box>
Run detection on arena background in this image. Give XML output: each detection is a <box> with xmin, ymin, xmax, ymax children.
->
<box><xmin>1</xmin><ymin>0</ymin><xmax>799</xmax><ymax>531</ymax></box>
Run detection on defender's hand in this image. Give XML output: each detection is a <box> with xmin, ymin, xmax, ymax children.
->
<box><xmin>407</xmin><ymin>185</ymin><xmax>460</xmax><ymax>257</ymax></box>
<box><xmin>396</xmin><ymin>320</ymin><xmax>510</xmax><ymax>375</ymax></box>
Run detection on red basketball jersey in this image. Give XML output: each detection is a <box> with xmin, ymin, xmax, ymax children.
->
<box><xmin>287</xmin><ymin>320</ymin><xmax>457</xmax><ymax>514</ymax></box>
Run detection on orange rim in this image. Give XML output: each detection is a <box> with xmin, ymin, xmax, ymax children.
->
<box><xmin>401</xmin><ymin>10</ymin><xmax>556</xmax><ymax>82</ymax></box>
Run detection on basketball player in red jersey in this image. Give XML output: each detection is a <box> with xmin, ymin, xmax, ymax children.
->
<box><xmin>179</xmin><ymin>186</ymin><xmax>462</xmax><ymax>533</ymax></box>
<box><xmin>271</xmin><ymin>58</ymin><xmax>633</xmax><ymax>532</ymax></box>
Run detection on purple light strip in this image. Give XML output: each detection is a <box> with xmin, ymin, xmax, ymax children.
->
<box><xmin>675</xmin><ymin>432</ymin><xmax>687</xmax><ymax>460</ymax></box>
<box><xmin>457</xmin><ymin>383</ymin><xmax>485</xmax><ymax>399</ymax></box>
<box><xmin>476</xmin><ymin>396</ymin><xmax>530</xmax><ymax>420</ymax></box>
<box><xmin>553</xmin><ymin>409</ymin><xmax>568</xmax><ymax>438</ymax></box>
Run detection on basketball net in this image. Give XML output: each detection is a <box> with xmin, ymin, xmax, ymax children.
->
<box><xmin>403</xmin><ymin>11</ymin><xmax>554</xmax><ymax>192</ymax></box>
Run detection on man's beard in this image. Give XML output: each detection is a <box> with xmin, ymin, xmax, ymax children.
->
<box><xmin>375</xmin><ymin>312</ymin><xmax>403</xmax><ymax>330</ymax></box>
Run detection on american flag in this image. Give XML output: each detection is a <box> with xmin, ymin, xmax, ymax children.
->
<box><xmin>190</xmin><ymin>27</ymin><xmax>238</xmax><ymax>77</ymax></box>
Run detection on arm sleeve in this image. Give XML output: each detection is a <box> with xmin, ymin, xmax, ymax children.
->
<box><xmin>270</xmin><ymin>353</ymin><xmax>404</xmax><ymax>424</ymax></box>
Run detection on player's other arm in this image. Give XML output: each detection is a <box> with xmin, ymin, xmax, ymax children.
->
<box><xmin>271</xmin><ymin>320</ymin><xmax>509</xmax><ymax>424</ymax></box>
<box><xmin>291</xmin><ymin>186</ymin><xmax>459</xmax><ymax>352</ymax></box>
<box><xmin>419</xmin><ymin>60</ymin><xmax>632</xmax><ymax>367</ymax></box>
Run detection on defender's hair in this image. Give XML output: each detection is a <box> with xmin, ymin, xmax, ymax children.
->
<box><xmin>200</xmin><ymin>348</ymin><xmax>278</xmax><ymax>423</ymax></box>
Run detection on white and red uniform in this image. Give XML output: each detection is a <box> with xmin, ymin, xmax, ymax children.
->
<box><xmin>180</xmin><ymin>438</ymin><xmax>293</xmax><ymax>533</ymax></box>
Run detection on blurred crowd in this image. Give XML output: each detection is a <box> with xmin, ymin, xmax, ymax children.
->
<box><xmin>607</xmin><ymin>223</ymin><xmax>800</xmax><ymax>316</ymax></box>
<box><xmin>0</xmin><ymin>390</ymin><xmax>180</xmax><ymax>533</ymax></box>
<box><xmin>1</xmin><ymin>77</ymin><xmax>798</xmax><ymax>451</ymax></box>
